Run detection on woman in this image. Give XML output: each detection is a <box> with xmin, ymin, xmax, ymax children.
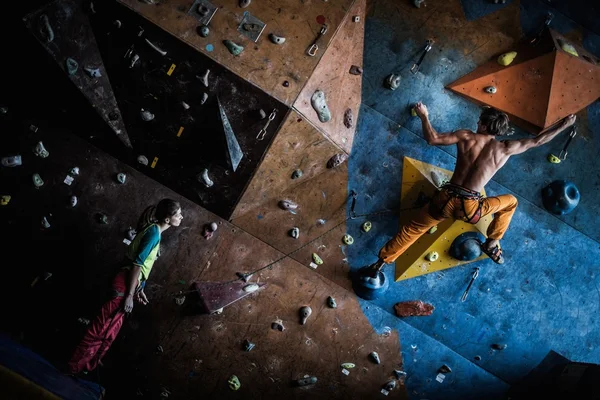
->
<box><xmin>67</xmin><ymin>199</ymin><xmax>183</xmax><ymax>374</ymax></box>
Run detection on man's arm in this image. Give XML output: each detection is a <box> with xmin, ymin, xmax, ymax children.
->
<box><xmin>415</xmin><ymin>102</ymin><xmax>466</xmax><ymax>146</ymax></box>
<box><xmin>504</xmin><ymin>115</ymin><xmax>576</xmax><ymax>156</ymax></box>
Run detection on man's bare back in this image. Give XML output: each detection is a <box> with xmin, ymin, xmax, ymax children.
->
<box><xmin>414</xmin><ymin>102</ymin><xmax>576</xmax><ymax>193</ymax></box>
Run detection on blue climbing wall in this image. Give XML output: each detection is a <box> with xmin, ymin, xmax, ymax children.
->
<box><xmin>350</xmin><ymin>0</ymin><xmax>600</xmax><ymax>398</ymax></box>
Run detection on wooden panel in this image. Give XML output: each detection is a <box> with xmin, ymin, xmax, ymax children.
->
<box><xmin>124</xmin><ymin>257</ymin><xmax>407</xmax><ymax>399</ymax></box>
<box><xmin>232</xmin><ymin>162</ymin><xmax>348</xmax><ymax>257</ymax></box>
<box><xmin>293</xmin><ymin>0</ymin><xmax>365</xmax><ymax>154</ymax></box>
<box><xmin>230</xmin><ymin>109</ymin><xmax>344</xmax><ymax>220</ymax></box>
<box><xmin>117</xmin><ymin>0</ymin><xmax>355</xmax><ymax>106</ymax></box>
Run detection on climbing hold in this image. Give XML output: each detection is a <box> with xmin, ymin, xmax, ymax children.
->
<box><xmin>349</xmin><ymin>65</ymin><xmax>363</xmax><ymax>75</ymax></box>
<box><xmin>198</xmin><ymin>169</ymin><xmax>213</xmax><ymax>188</ymax></box>
<box><xmin>66</xmin><ymin>58</ymin><xmax>79</xmax><ymax>75</ymax></box>
<box><xmin>484</xmin><ymin>86</ymin><xmax>497</xmax><ymax>94</ymax></box>
<box><xmin>242</xmin><ymin>23</ymin><xmax>262</xmax><ymax>33</ymax></box>
<box><xmin>243</xmin><ymin>283</ymin><xmax>259</xmax><ymax>293</ymax></box>
<box><xmin>430</xmin><ymin>171</ymin><xmax>448</xmax><ymax>188</ymax></box>
<box><xmin>497</xmin><ymin>51</ymin><xmax>517</xmax><ymax>66</ymax></box>
<box><xmin>559</xmin><ymin>40</ymin><xmax>579</xmax><ymax>57</ymax></box>
<box><xmin>299</xmin><ymin>306</ymin><xmax>312</xmax><ymax>325</ymax></box>
<box><xmin>327</xmin><ymin>153</ymin><xmax>347</xmax><ymax>169</ymax></box>
<box><xmin>361</xmin><ymin>221</ymin><xmax>372</xmax><ymax>232</ymax></box>
<box><xmin>327</xmin><ymin>296</ymin><xmax>337</xmax><ymax>308</ymax></box>
<box><xmin>541</xmin><ymin>180</ymin><xmax>580</xmax><ymax>215</ymax></box>
<box><xmin>98</xmin><ymin>213</ymin><xmax>109</xmax><ymax>224</ymax></box>
<box><xmin>223</xmin><ymin>40</ymin><xmax>244</xmax><ymax>56</ymax></box>
<box><xmin>70</xmin><ymin>167</ymin><xmax>80</xmax><ymax>176</ymax></box>
<box><xmin>0</xmin><ymin>107</ymin><xmax>7</xmax><ymax>115</ymax></box>
<box><xmin>126</xmin><ymin>227</ymin><xmax>137</xmax><ymax>241</ymax></box>
<box><xmin>295</xmin><ymin>376</ymin><xmax>317</xmax><ymax>386</ymax></box>
<box><xmin>145</xmin><ymin>38</ymin><xmax>168</xmax><ymax>56</ymax></box>
<box><xmin>181</xmin><ymin>101</ymin><xmax>190</xmax><ymax>111</ymax></box>
<box><xmin>243</xmin><ymin>339</ymin><xmax>255</xmax><ymax>351</ymax></box>
<box><xmin>129</xmin><ymin>54</ymin><xmax>140</xmax><ymax>68</ymax></box>
<box><xmin>258</xmin><ymin>109</ymin><xmax>267</xmax><ymax>119</ymax></box>
<box><xmin>317</xmin><ymin>219</ymin><xmax>326</xmax><ymax>225</ymax></box>
<box><xmin>137</xmin><ymin>155</ymin><xmax>149</xmax><ymax>165</ymax></box>
<box><xmin>341</xmin><ymin>363</ymin><xmax>355</xmax><ymax>369</ymax></box>
<box><xmin>282</xmin><ymin>81</ymin><xmax>290</xmax><ymax>87</ymax></box>
<box><xmin>474</xmin><ymin>355</ymin><xmax>482</xmax><ymax>361</ymax></box>
<box><xmin>394</xmin><ymin>300</ymin><xmax>435</xmax><ymax>317</ymax></box>
<box><xmin>197</xmin><ymin>4</ymin><xmax>210</xmax><ymax>15</ymax></box>
<box><xmin>352</xmin><ymin>16</ymin><xmax>360</xmax><ymax>22</ymax></box>
<box><xmin>269</xmin><ymin>33</ymin><xmax>286</xmax><ymax>44</ymax></box>
<box><xmin>197</xmin><ymin>25</ymin><xmax>210</xmax><ymax>37</ymax></box>
<box><xmin>1</xmin><ymin>195</ymin><xmax>11</xmax><ymax>206</ymax></box>
<box><xmin>32</xmin><ymin>173</ymin><xmax>44</xmax><ymax>188</ymax></box>
<box><xmin>343</xmin><ymin>108</ymin><xmax>354</xmax><ymax>129</ymax></box>
<box><xmin>41</xmin><ymin>216</ymin><xmax>51</xmax><ymax>229</ymax></box>
<box><xmin>202</xmin><ymin>222</ymin><xmax>218</xmax><ymax>239</ymax></box>
<box><xmin>385</xmin><ymin>74</ymin><xmax>401</xmax><ymax>90</ymax></box>
<box><xmin>291</xmin><ymin>169</ymin><xmax>303</xmax><ymax>179</ymax></box>
<box><xmin>394</xmin><ymin>370</ymin><xmax>407</xmax><ymax>379</ymax></box>
<box><xmin>439</xmin><ymin>364</ymin><xmax>452</xmax><ymax>374</ymax></box>
<box><xmin>198</xmin><ymin>69</ymin><xmax>210</xmax><ymax>88</ymax></box>
<box><xmin>369</xmin><ymin>352</ymin><xmax>381</xmax><ymax>364</ymax></box>
<box><xmin>39</xmin><ymin>15</ymin><xmax>54</xmax><ymax>43</ymax></box>
<box><xmin>84</xmin><ymin>67</ymin><xmax>101</xmax><ymax>78</ymax></box>
<box><xmin>312</xmin><ymin>253</ymin><xmax>324</xmax><ymax>265</ymax></box>
<box><xmin>411</xmin><ymin>107</ymin><xmax>417</xmax><ymax>117</ymax></box>
<box><xmin>34</xmin><ymin>141</ymin><xmax>49</xmax><ymax>158</ymax></box>
<box><xmin>140</xmin><ymin>109</ymin><xmax>155</xmax><ymax>121</ymax></box>
<box><xmin>239</xmin><ymin>0</ymin><xmax>251</xmax><ymax>7</ymax></box>
<box><xmin>69</xmin><ymin>195</ymin><xmax>78</xmax><ymax>207</ymax></box>
<box><xmin>311</xmin><ymin>90</ymin><xmax>331</xmax><ymax>123</ymax></box>
<box><xmin>425</xmin><ymin>251</ymin><xmax>438</xmax><ymax>262</ymax></box>
<box><xmin>228</xmin><ymin>375</ymin><xmax>241</xmax><ymax>391</ymax></box>
<box><xmin>384</xmin><ymin>380</ymin><xmax>396</xmax><ymax>391</ymax></box>
<box><xmin>342</xmin><ymin>234</ymin><xmax>354</xmax><ymax>245</ymax></box>
<box><xmin>491</xmin><ymin>343</ymin><xmax>507</xmax><ymax>350</ymax></box>
<box><xmin>547</xmin><ymin>153</ymin><xmax>561</xmax><ymax>164</ymax></box>
<box><xmin>2</xmin><ymin>155</ymin><xmax>22</xmax><ymax>167</ymax></box>
<box><xmin>271</xmin><ymin>319</ymin><xmax>285</xmax><ymax>331</ymax></box>
<box><xmin>174</xmin><ymin>294</ymin><xmax>186</xmax><ymax>305</ymax></box>
<box><xmin>113</xmin><ymin>20</ymin><xmax>122</xmax><ymax>28</ymax></box>
<box><xmin>450</xmin><ymin>232</ymin><xmax>485</xmax><ymax>261</ymax></box>
<box><xmin>413</xmin><ymin>0</ymin><xmax>426</xmax><ymax>8</ymax></box>
<box><xmin>278</xmin><ymin>199</ymin><xmax>298</xmax><ymax>210</ymax></box>
<box><xmin>428</xmin><ymin>226</ymin><xmax>438</xmax><ymax>234</ymax></box>
<box><xmin>289</xmin><ymin>227</ymin><xmax>300</xmax><ymax>239</ymax></box>
<box><xmin>200</xmin><ymin>92</ymin><xmax>208</xmax><ymax>105</ymax></box>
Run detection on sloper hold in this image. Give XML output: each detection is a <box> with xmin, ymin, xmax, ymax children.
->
<box><xmin>192</xmin><ymin>280</ymin><xmax>266</xmax><ymax>314</ymax></box>
<box><xmin>24</xmin><ymin>0</ymin><xmax>132</xmax><ymax>148</ymax></box>
<box><xmin>217</xmin><ymin>97</ymin><xmax>243</xmax><ymax>172</ymax></box>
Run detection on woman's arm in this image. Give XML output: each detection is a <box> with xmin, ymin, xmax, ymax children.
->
<box><xmin>124</xmin><ymin>266</ymin><xmax>141</xmax><ymax>313</ymax></box>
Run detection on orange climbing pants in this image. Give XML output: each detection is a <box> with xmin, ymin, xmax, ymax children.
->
<box><xmin>378</xmin><ymin>186</ymin><xmax>518</xmax><ymax>263</ymax></box>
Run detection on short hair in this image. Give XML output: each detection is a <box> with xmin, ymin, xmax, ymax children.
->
<box><xmin>479</xmin><ymin>108</ymin><xmax>510</xmax><ymax>136</ymax></box>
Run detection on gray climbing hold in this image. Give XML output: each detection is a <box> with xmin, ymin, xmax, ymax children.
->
<box><xmin>66</xmin><ymin>58</ymin><xmax>79</xmax><ymax>75</ymax></box>
<box><xmin>384</xmin><ymin>380</ymin><xmax>396</xmax><ymax>391</ymax></box>
<box><xmin>2</xmin><ymin>155</ymin><xmax>22</xmax><ymax>167</ymax></box>
<box><xmin>269</xmin><ymin>33</ymin><xmax>286</xmax><ymax>44</ymax></box>
<box><xmin>271</xmin><ymin>319</ymin><xmax>285</xmax><ymax>331</ymax></box>
<box><xmin>218</xmin><ymin>97</ymin><xmax>243</xmax><ymax>172</ymax></box>
<box><xmin>198</xmin><ymin>69</ymin><xmax>210</xmax><ymax>88</ymax></box>
<box><xmin>439</xmin><ymin>364</ymin><xmax>452</xmax><ymax>373</ymax></box>
<box><xmin>327</xmin><ymin>296</ymin><xmax>337</xmax><ymax>308</ymax></box>
<box><xmin>299</xmin><ymin>306</ymin><xmax>312</xmax><ymax>325</ymax></box>
<box><xmin>140</xmin><ymin>109</ymin><xmax>154</xmax><ymax>121</ymax></box>
<box><xmin>258</xmin><ymin>109</ymin><xmax>267</xmax><ymax>119</ymax></box>
<box><xmin>126</xmin><ymin>227</ymin><xmax>137</xmax><ymax>240</ymax></box>
<box><xmin>243</xmin><ymin>283</ymin><xmax>259</xmax><ymax>293</ymax></box>
<box><xmin>41</xmin><ymin>216</ymin><xmax>51</xmax><ymax>229</ymax></box>
<box><xmin>181</xmin><ymin>101</ymin><xmax>190</xmax><ymax>110</ymax></box>
<box><xmin>199</xmin><ymin>169</ymin><xmax>214</xmax><ymax>188</ymax></box>
<box><xmin>145</xmin><ymin>38</ymin><xmax>167</xmax><ymax>56</ymax></box>
<box><xmin>200</xmin><ymin>92</ymin><xmax>208</xmax><ymax>105</ymax></box>
<box><xmin>349</xmin><ymin>65</ymin><xmax>363</xmax><ymax>75</ymax></box>
<box><xmin>327</xmin><ymin>153</ymin><xmax>347</xmax><ymax>169</ymax></box>
<box><xmin>209</xmin><ymin>222</ymin><xmax>218</xmax><ymax>232</ymax></box>
<box><xmin>385</xmin><ymin>74</ymin><xmax>401</xmax><ymax>90</ymax></box>
<box><xmin>369</xmin><ymin>351</ymin><xmax>381</xmax><ymax>364</ymax></box>
<box><xmin>34</xmin><ymin>141</ymin><xmax>49</xmax><ymax>158</ymax></box>
<box><xmin>197</xmin><ymin>4</ymin><xmax>210</xmax><ymax>16</ymax></box>
<box><xmin>197</xmin><ymin>25</ymin><xmax>210</xmax><ymax>37</ymax></box>
<box><xmin>174</xmin><ymin>295</ymin><xmax>186</xmax><ymax>305</ymax></box>
<box><xmin>484</xmin><ymin>86</ymin><xmax>497</xmax><ymax>94</ymax></box>
<box><xmin>289</xmin><ymin>227</ymin><xmax>300</xmax><ymax>239</ymax></box>
<box><xmin>295</xmin><ymin>376</ymin><xmax>317</xmax><ymax>386</ymax></box>
<box><xmin>291</xmin><ymin>169</ymin><xmax>303</xmax><ymax>179</ymax></box>
<box><xmin>117</xmin><ymin>173</ymin><xmax>126</xmax><ymax>184</ymax></box>
<box><xmin>70</xmin><ymin>167</ymin><xmax>80</xmax><ymax>176</ymax></box>
<box><xmin>413</xmin><ymin>0</ymin><xmax>426</xmax><ymax>7</ymax></box>
<box><xmin>492</xmin><ymin>343</ymin><xmax>507</xmax><ymax>350</ymax></box>
<box><xmin>430</xmin><ymin>171</ymin><xmax>448</xmax><ymax>188</ymax></box>
<box><xmin>69</xmin><ymin>195</ymin><xmax>78</xmax><ymax>207</ymax></box>
<box><xmin>311</xmin><ymin>90</ymin><xmax>331</xmax><ymax>123</ymax></box>
<box><xmin>84</xmin><ymin>67</ymin><xmax>102</xmax><ymax>78</ymax></box>
<box><xmin>239</xmin><ymin>0</ymin><xmax>251</xmax><ymax>7</ymax></box>
<box><xmin>137</xmin><ymin>155</ymin><xmax>149</xmax><ymax>165</ymax></box>
<box><xmin>98</xmin><ymin>213</ymin><xmax>109</xmax><ymax>224</ymax></box>
<box><xmin>394</xmin><ymin>370</ymin><xmax>407</xmax><ymax>379</ymax></box>
<box><xmin>32</xmin><ymin>173</ymin><xmax>44</xmax><ymax>188</ymax></box>
<box><xmin>317</xmin><ymin>219</ymin><xmax>326</xmax><ymax>225</ymax></box>
<box><xmin>114</xmin><ymin>20</ymin><xmax>122</xmax><ymax>28</ymax></box>
<box><xmin>39</xmin><ymin>15</ymin><xmax>54</xmax><ymax>43</ymax></box>
<box><xmin>242</xmin><ymin>23</ymin><xmax>262</xmax><ymax>32</ymax></box>
<box><xmin>278</xmin><ymin>200</ymin><xmax>298</xmax><ymax>210</ymax></box>
<box><xmin>243</xmin><ymin>339</ymin><xmax>255</xmax><ymax>351</ymax></box>
<box><xmin>223</xmin><ymin>40</ymin><xmax>244</xmax><ymax>56</ymax></box>
<box><xmin>343</xmin><ymin>108</ymin><xmax>354</xmax><ymax>129</ymax></box>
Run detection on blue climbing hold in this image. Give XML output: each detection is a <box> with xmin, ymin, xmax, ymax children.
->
<box><xmin>450</xmin><ymin>231</ymin><xmax>486</xmax><ymax>261</ymax></box>
<box><xmin>541</xmin><ymin>180</ymin><xmax>580</xmax><ymax>215</ymax></box>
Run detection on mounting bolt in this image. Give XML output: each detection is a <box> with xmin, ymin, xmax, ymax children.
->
<box><xmin>352</xmin><ymin>15</ymin><xmax>360</xmax><ymax>22</ymax></box>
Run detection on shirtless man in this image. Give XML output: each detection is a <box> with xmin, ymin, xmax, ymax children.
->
<box><xmin>369</xmin><ymin>102</ymin><xmax>576</xmax><ymax>270</ymax></box>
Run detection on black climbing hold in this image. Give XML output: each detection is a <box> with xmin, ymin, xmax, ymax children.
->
<box><xmin>283</xmin><ymin>81</ymin><xmax>290</xmax><ymax>87</ymax></box>
<box><xmin>541</xmin><ymin>180</ymin><xmax>580</xmax><ymax>215</ymax></box>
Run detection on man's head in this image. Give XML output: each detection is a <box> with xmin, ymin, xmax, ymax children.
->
<box><xmin>477</xmin><ymin>107</ymin><xmax>510</xmax><ymax>136</ymax></box>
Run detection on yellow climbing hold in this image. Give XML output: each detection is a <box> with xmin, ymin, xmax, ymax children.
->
<box><xmin>361</xmin><ymin>221</ymin><xmax>372</xmax><ymax>232</ymax></box>
<box><xmin>343</xmin><ymin>234</ymin><xmax>354</xmax><ymax>245</ymax></box>
<box><xmin>547</xmin><ymin>153</ymin><xmax>561</xmax><ymax>164</ymax></box>
<box><xmin>428</xmin><ymin>225</ymin><xmax>438</xmax><ymax>234</ymax></box>
<box><xmin>425</xmin><ymin>251</ymin><xmax>439</xmax><ymax>262</ymax></box>
<box><xmin>411</xmin><ymin>107</ymin><xmax>417</xmax><ymax>117</ymax></box>
<box><xmin>497</xmin><ymin>51</ymin><xmax>517</xmax><ymax>66</ymax></box>
<box><xmin>561</xmin><ymin>42</ymin><xmax>579</xmax><ymax>57</ymax></box>
<box><xmin>312</xmin><ymin>253</ymin><xmax>324</xmax><ymax>265</ymax></box>
<box><xmin>1</xmin><ymin>195</ymin><xmax>11</xmax><ymax>206</ymax></box>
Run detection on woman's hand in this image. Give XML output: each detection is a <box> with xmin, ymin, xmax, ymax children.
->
<box><xmin>136</xmin><ymin>290</ymin><xmax>149</xmax><ymax>305</ymax></box>
<box><xmin>124</xmin><ymin>294</ymin><xmax>134</xmax><ymax>313</ymax></box>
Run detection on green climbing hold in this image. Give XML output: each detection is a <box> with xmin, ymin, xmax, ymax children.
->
<box><xmin>341</xmin><ymin>363</ymin><xmax>355</xmax><ymax>369</ymax></box>
<box><xmin>228</xmin><ymin>375</ymin><xmax>241</xmax><ymax>390</ymax></box>
<box><xmin>66</xmin><ymin>57</ymin><xmax>78</xmax><ymax>75</ymax></box>
<box><xmin>361</xmin><ymin>221</ymin><xmax>372</xmax><ymax>232</ymax></box>
<box><xmin>428</xmin><ymin>226</ymin><xmax>438</xmax><ymax>234</ymax></box>
<box><xmin>327</xmin><ymin>296</ymin><xmax>337</xmax><ymax>308</ymax></box>
<box><xmin>223</xmin><ymin>40</ymin><xmax>244</xmax><ymax>56</ymax></box>
<box><xmin>32</xmin><ymin>173</ymin><xmax>44</xmax><ymax>188</ymax></box>
<box><xmin>342</xmin><ymin>234</ymin><xmax>354</xmax><ymax>245</ymax></box>
<box><xmin>547</xmin><ymin>154</ymin><xmax>561</xmax><ymax>164</ymax></box>
<box><xmin>178</xmin><ymin>280</ymin><xmax>186</xmax><ymax>285</ymax></box>
<box><xmin>312</xmin><ymin>253</ymin><xmax>323</xmax><ymax>265</ymax></box>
